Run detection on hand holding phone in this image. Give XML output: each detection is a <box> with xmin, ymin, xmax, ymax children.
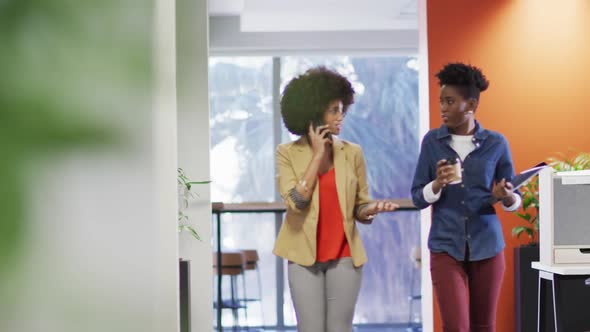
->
<box><xmin>308</xmin><ymin>121</ymin><xmax>332</xmax><ymax>158</ymax></box>
<box><xmin>313</xmin><ymin>119</ymin><xmax>332</xmax><ymax>141</ymax></box>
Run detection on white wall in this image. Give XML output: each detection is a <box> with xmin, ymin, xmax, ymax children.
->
<box><xmin>176</xmin><ymin>0</ymin><xmax>214</xmax><ymax>331</ymax></box>
<box><xmin>154</xmin><ymin>0</ymin><xmax>182</xmax><ymax>330</ymax></box>
<box><xmin>418</xmin><ymin>0</ymin><xmax>433</xmax><ymax>331</ymax></box>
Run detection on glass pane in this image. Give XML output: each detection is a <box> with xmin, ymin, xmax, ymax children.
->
<box><xmin>209</xmin><ymin>57</ymin><xmax>277</xmax><ymax>327</ymax></box>
<box><xmin>209</xmin><ymin>57</ymin><xmax>274</xmax><ymax>203</ymax></box>
<box><xmin>280</xmin><ymin>56</ymin><xmax>421</xmax><ymax>325</ymax></box>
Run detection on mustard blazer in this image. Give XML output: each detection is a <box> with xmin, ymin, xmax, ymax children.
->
<box><xmin>273</xmin><ymin>137</ymin><xmax>372</xmax><ymax>267</ymax></box>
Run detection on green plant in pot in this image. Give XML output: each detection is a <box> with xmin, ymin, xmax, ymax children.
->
<box><xmin>177</xmin><ymin>168</ymin><xmax>210</xmax><ymax>240</ymax></box>
<box><xmin>512</xmin><ymin>179</ymin><xmax>539</xmax><ymax>244</ymax></box>
<box><xmin>512</xmin><ymin>151</ymin><xmax>590</xmax><ymax>243</ymax></box>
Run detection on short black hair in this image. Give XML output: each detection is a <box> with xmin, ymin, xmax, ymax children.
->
<box><xmin>435</xmin><ymin>62</ymin><xmax>489</xmax><ymax>100</ymax></box>
<box><xmin>281</xmin><ymin>66</ymin><xmax>355</xmax><ymax>136</ymax></box>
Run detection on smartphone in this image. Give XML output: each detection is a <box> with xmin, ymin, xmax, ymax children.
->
<box><xmin>313</xmin><ymin>119</ymin><xmax>332</xmax><ymax>141</ymax></box>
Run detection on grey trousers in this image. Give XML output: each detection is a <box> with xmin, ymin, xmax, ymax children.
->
<box><xmin>288</xmin><ymin>257</ymin><xmax>363</xmax><ymax>332</ymax></box>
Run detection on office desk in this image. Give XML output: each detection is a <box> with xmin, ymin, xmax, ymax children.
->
<box><xmin>211</xmin><ymin>199</ymin><xmax>415</xmax><ymax>330</ymax></box>
<box><xmin>532</xmin><ymin>262</ymin><xmax>590</xmax><ymax>332</ymax></box>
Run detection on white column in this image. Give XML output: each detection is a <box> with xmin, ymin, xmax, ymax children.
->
<box><xmin>418</xmin><ymin>0</ymin><xmax>434</xmax><ymax>331</ymax></box>
<box><xmin>154</xmin><ymin>0</ymin><xmax>181</xmax><ymax>330</ymax></box>
<box><xmin>176</xmin><ymin>0</ymin><xmax>214</xmax><ymax>331</ymax></box>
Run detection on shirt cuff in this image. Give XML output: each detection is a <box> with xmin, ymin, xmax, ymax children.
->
<box><xmin>289</xmin><ymin>187</ymin><xmax>310</xmax><ymax>210</ymax></box>
<box><xmin>502</xmin><ymin>193</ymin><xmax>522</xmax><ymax>212</ymax></box>
<box><xmin>423</xmin><ymin>181</ymin><xmax>441</xmax><ymax>204</ymax></box>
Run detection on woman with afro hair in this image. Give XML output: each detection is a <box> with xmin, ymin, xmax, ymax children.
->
<box><xmin>411</xmin><ymin>63</ymin><xmax>521</xmax><ymax>331</ymax></box>
<box><xmin>273</xmin><ymin>66</ymin><xmax>398</xmax><ymax>332</ymax></box>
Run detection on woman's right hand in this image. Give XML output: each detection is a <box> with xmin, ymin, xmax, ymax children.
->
<box><xmin>308</xmin><ymin>123</ymin><xmax>331</xmax><ymax>158</ymax></box>
<box><xmin>432</xmin><ymin>159</ymin><xmax>457</xmax><ymax>193</ymax></box>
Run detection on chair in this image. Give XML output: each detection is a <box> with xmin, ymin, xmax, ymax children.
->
<box><xmin>213</xmin><ymin>251</ymin><xmax>248</xmax><ymax>330</ymax></box>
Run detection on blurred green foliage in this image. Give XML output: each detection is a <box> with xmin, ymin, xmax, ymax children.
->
<box><xmin>0</xmin><ymin>0</ymin><xmax>150</xmax><ymax>275</ymax></box>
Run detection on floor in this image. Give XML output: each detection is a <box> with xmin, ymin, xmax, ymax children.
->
<box><xmin>215</xmin><ymin>326</ymin><xmax>421</xmax><ymax>332</ymax></box>
<box><xmin>261</xmin><ymin>329</ymin><xmax>417</xmax><ymax>332</ymax></box>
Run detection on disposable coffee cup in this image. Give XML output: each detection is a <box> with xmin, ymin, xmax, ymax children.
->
<box><xmin>446</xmin><ymin>157</ymin><xmax>462</xmax><ymax>184</ymax></box>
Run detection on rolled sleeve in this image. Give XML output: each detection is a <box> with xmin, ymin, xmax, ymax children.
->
<box><xmin>276</xmin><ymin>145</ymin><xmax>306</xmax><ymax>214</ymax></box>
<box><xmin>411</xmin><ymin>134</ymin><xmax>436</xmax><ymax>209</ymax></box>
<box><xmin>495</xmin><ymin>135</ymin><xmax>522</xmax><ymax>211</ymax></box>
<box><xmin>289</xmin><ymin>187</ymin><xmax>310</xmax><ymax>210</ymax></box>
<box><xmin>502</xmin><ymin>192</ymin><xmax>522</xmax><ymax>212</ymax></box>
<box><xmin>423</xmin><ymin>181</ymin><xmax>441</xmax><ymax>204</ymax></box>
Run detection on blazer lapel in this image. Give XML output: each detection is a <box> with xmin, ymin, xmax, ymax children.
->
<box><xmin>332</xmin><ymin>138</ymin><xmax>348</xmax><ymax>220</ymax></box>
<box><xmin>291</xmin><ymin>140</ymin><xmax>313</xmax><ymax>176</ymax></box>
<box><xmin>290</xmin><ymin>137</ymin><xmax>347</xmax><ymax>222</ymax></box>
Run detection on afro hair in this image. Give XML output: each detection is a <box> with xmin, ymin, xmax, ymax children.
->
<box><xmin>435</xmin><ymin>63</ymin><xmax>489</xmax><ymax>100</ymax></box>
<box><xmin>280</xmin><ymin>66</ymin><xmax>355</xmax><ymax>136</ymax></box>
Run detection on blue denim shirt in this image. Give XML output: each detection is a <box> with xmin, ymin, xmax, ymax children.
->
<box><xmin>411</xmin><ymin>122</ymin><xmax>519</xmax><ymax>261</ymax></box>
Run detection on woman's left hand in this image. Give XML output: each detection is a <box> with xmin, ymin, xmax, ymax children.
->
<box><xmin>492</xmin><ymin>178</ymin><xmax>516</xmax><ymax>205</ymax></box>
<box><xmin>362</xmin><ymin>200</ymin><xmax>399</xmax><ymax>220</ymax></box>
<box><xmin>492</xmin><ymin>178</ymin><xmax>513</xmax><ymax>199</ymax></box>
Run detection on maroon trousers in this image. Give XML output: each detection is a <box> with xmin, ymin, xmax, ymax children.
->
<box><xmin>430</xmin><ymin>249</ymin><xmax>505</xmax><ymax>332</ymax></box>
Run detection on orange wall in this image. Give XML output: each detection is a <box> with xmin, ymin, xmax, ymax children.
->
<box><xmin>426</xmin><ymin>0</ymin><xmax>590</xmax><ymax>331</ymax></box>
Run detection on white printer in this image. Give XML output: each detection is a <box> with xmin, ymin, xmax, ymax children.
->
<box><xmin>539</xmin><ymin>168</ymin><xmax>590</xmax><ymax>265</ymax></box>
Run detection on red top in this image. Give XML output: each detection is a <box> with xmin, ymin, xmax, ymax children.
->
<box><xmin>316</xmin><ymin>168</ymin><xmax>351</xmax><ymax>262</ymax></box>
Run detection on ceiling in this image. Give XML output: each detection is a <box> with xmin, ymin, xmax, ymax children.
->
<box><xmin>208</xmin><ymin>0</ymin><xmax>417</xmax><ymax>32</ymax></box>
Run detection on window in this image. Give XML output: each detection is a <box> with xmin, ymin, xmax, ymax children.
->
<box><xmin>209</xmin><ymin>55</ymin><xmax>421</xmax><ymax>328</ymax></box>
<box><xmin>209</xmin><ymin>57</ymin><xmax>277</xmax><ymax>326</ymax></box>
<box><xmin>281</xmin><ymin>56</ymin><xmax>421</xmax><ymax>324</ymax></box>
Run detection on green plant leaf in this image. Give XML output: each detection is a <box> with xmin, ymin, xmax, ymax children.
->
<box><xmin>177</xmin><ymin>168</ymin><xmax>207</xmax><ymax>242</ymax></box>
<box><xmin>513</xmin><ymin>150</ymin><xmax>590</xmax><ymax>245</ymax></box>
<box><xmin>516</xmin><ymin>212</ymin><xmax>532</xmax><ymax>222</ymax></box>
<box><xmin>522</xmin><ymin>196</ymin><xmax>533</xmax><ymax>210</ymax></box>
<box><xmin>184</xmin><ymin>226</ymin><xmax>201</xmax><ymax>241</ymax></box>
<box><xmin>512</xmin><ymin>226</ymin><xmax>527</xmax><ymax>238</ymax></box>
<box><xmin>187</xmin><ymin>181</ymin><xmax>211</xmax><ymax>185</ymax></box>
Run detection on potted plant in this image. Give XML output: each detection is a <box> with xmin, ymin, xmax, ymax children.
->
<box><xmin>512</xmin><ymin>179</ymin><xmax>539</xmax><ymax>244</ymax></box>
<box><xmin>177</xmin><ymin>167</ymin><xmax>210</xmax><ymax>240</ymax></box>
<box><xmin>177</xmin><ymin>168</ymin><xmax>210</xmax><ymax>331</ymax></box>
<box><xmin>512</xmin><ymin>176</ymin><xmax>541</xmax><ymax>332</ymax></box>
<box><xmin>512</xmin><ymin>151</ymin><xmax>590</xmax><ymax>332</ymax></box>
<box><xmin>513</xmin><ymin>151</ymin><xmax>590</xmax><ymax>242</ymax></box>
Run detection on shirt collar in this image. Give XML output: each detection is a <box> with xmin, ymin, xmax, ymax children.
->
<box><xmin>436</xmin><ymin>121</ymin><xmax>489</xmax><ymax>140</ymax></box>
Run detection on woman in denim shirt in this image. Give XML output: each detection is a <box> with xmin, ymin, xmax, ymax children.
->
<box><xmin>411</xmin><ymin>63</ymin><xmax>521</xmax><ymax>332</ymax></box>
